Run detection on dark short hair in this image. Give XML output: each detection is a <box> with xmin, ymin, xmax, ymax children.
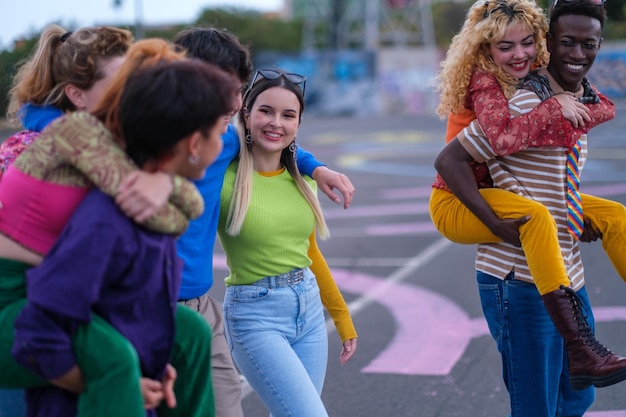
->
<box><xmin>172</xmin><ymin>27</ymin><xmax>253</xmax><ymax>84</ymax></box>
<box><xmin>120</xmin><ymin>58</ymin><xmax>236</xmax><ymax>167</ymax></box>
<box><xmin>549</xmin><ymin>0</ymin><xmax>607</xmax><ymax>33</ymax></box>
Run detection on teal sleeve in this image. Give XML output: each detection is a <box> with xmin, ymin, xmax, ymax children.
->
<box><xmin>296</xmin><ymin>144</ymin><xmax>325</xmax><ymax>177</ymax></box>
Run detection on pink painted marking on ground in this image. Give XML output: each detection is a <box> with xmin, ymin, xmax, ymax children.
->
<box><xmin>332</xmin><ymin>269</ymin><xmax>488</xmax><ymax>375</ymax></box>
<box><xmin>380</xmin><ymin>187</ymin><xmax>434</xmax><ymax>200</ymax></box>
<box><xmin>582</xmin><ymin>183</ymin><xmax>626</xmax><ymax>197</ymax></box>
<box><xmin>213</xmin><ymin>254</ymin><xmax>227</xmax><ymax>269</ymax></box>
<box><xmin>214</xmin><ymin>255</ymin><xmax>626</xmax><ymax>378</ymax></box>
<box><xmin>367</xmin><ymin>221</ymin><xmax>437</xmax><ymax>235</ymax></box>
<box><xmin>331</xmin><ymin>269</ymin><xmax>626</xmax><ymax>377</ymax></box>
<box><xmin>323</xmin><ymin>202</ymin><xmax>428</xmax><ymax>219</ymax></box>
<box><xmin>590</xmin><ymin>306</ymin><xmax>626</xmax><ymax>322</ymax></box>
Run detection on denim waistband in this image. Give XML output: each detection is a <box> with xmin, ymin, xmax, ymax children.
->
<box><xmin>252</xmin><ymin>268</ymin><xmax>306</xmax><ymax>288</ymax></box>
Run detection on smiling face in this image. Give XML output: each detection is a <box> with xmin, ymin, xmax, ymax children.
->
<box><xmin>547</xmin><ymin>14</ymin><xmax>602</xmax><ymax>93</ymax></box>
<box><xmin>244</xmin><ymin>86</ymin><xmax>301</xmax><ymax>161</ymax></box>
<box><xmin>489</xmin><ymin>23</ymin><xmax>538</xmax><ymax>80</ymax></box>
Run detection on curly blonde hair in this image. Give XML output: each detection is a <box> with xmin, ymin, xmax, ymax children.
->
<box><xmin>435</xmin><ymin>0</ymin><xmax>549</xmax><ymax>118</ymax></box>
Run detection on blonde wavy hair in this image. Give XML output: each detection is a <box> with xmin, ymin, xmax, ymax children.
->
<box><xmin>435</xmin><ymin>0</ymin><xmax>549</xmax><ymax>118</ymax></box>
<box><xmin>8</xmin><ymin>25</ymin><xmax>132</xmax><ymax>124</ymax></box>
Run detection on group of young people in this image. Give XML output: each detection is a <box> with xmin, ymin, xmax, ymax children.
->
<box><xmin>0</xmin><ymin>19</ymin><xmax>357</xmax><ymax>417</ymax></box>
<box><xmin>432</xmin><ymin>0</ymin><xmax>626</xmax><ymax>415</ymax></box>
<box><xmin>1</xmin><ymin>0</ymin><xmax>625</xmax><ymax>415</ymax></box>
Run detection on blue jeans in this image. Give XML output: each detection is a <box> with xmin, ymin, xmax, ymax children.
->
<box><xmin>0</xmin><ymin>389</ymin><xmax>26</xmax><ymax>417</ymax></box>
<box><xmin>477</xmin><ymin>271</ymin><xmax>595</xmax><ymax>417</ymax></box>
<box><xmin>223</xmin><ymin>268</ymin><xmax>328</xmax><ymax>417</ymax></box>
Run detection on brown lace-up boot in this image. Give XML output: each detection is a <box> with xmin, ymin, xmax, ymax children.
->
<box><xmin>542</xmin><ymin>286</ymin><xmax>626</xmax><ymax>390</ymax></box>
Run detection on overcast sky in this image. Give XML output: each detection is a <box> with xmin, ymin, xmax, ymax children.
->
<box><xmin>0</xmin><ymin>0</ymin><xmax>283</xmax><ymax>49</ymax></box>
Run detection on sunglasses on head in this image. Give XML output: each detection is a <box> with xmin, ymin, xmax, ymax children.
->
<box><xmin>553</xmin><ymin>0</ymin><xmax>606</xmax><ymax>8</ymax></box>
<box><xmin>483</xmin><ymin>0</ymin><xmax>521</xmax><ymax>19</ymax></box>
<box><xmin>247</xmin><ymin>68</ymin><xmax>307</xmax><ymax>97</ymax></box>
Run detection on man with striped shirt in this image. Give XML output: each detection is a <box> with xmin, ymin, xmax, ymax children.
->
<box><xmin>435</xmin><ymin>0</ymin><xmax>626</xmax><ymax>415</ymax></box>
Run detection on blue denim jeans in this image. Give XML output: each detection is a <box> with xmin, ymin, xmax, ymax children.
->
<box><xmin>0</xmin><ymin>389</ymin><xmax>26</xmax><ymax>417</ymax></box>
<box><xmin>223</xmin><ymin>268</ymin><xmax>328</xmax><ymax>417</ymax></box>
<box><xmin>477</xmin><ymin>271</ymin><xmax>595</xmax><ymax>417</ymax></box>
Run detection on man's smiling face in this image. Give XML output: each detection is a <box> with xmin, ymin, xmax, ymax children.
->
<box><xmin>547</xmin><ymin>14</ymin><xmax>602</xmax><ymax>92</ymax></box>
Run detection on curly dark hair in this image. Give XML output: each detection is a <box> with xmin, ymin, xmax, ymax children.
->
<box><xmin>550</xmin><ymin>0</ymin><xmax>607</xmax><ymax>33</ymax></box>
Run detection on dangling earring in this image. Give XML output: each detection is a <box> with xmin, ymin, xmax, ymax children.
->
<box><xmin>289</xmin><ymin>139</ymin><xmax>297</xmax><ymax>162</ymax></box>
<box><xmin>245</xmin><ymin>133</ymin><xmax>253</xmax><ymax>146</ymax></box>
<box><xmin>189</xmin><ymin>154</ymin><xmax>199</xmax><ymax>165</ymax></box>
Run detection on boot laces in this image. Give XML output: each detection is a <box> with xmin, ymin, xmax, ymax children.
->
<box><xmin>562</xmin><ymin>286</ymin><xmax>613</xmax><ymax>358</ymax></box>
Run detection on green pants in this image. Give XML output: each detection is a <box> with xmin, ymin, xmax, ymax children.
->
<box><xmin>0</xmin><ymin>258</ymin><xmax>215</xmax><ymax>416</ymax></box>
<box><xmin>162</xmin><ymin>305</ymin><xmax>215</xmax><ymax>417</ymax></box>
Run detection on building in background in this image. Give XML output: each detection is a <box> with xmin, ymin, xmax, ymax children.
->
<box><xmin>259</xmin><ymin>0</ymin><xmax>439</xmax><ymax>116</ymax></box>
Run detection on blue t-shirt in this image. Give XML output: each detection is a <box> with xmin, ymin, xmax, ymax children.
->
<box><xmin>20</xmin><ymin>103</ymin><xmax>64</xmax><ymax>132</ymax></box>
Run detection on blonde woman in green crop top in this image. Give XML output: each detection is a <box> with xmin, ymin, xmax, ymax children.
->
<box><xmin>218</xmin><ymin>68</ymin><xmax>357</xmax><ymax>417</ymax></box>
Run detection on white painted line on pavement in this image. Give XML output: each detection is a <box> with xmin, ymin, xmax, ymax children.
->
<box><xmin>334</xmin><ymin>237</ymin><xmax>452</xmax><ymax>318</ymax></box>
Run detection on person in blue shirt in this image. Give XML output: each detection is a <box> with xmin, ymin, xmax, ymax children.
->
<box><xmin>169</xmin><ymin>27</ymin><xmax>355</xmax><ymax>417</ymax></box>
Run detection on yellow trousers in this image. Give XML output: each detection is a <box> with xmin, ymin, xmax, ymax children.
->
<box><xmin>580</xmin><ymin>193</ymin><xmax>626</xmax><ymax>281</ymax></box>
<box><xmin>429</xmin><ymin>188</ymin><xmax>626</xmax><ymax>294</ymax></box>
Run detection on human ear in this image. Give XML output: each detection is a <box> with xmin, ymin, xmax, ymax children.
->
<box><xmin>243</xmin><ymin>107</ymin><xmax>251</xmax><ymax>130</ymax></box>
<box><xmin>186</xmin><ymin>131</ymin><xmax>203</xmax><ymax>162</ymax></box>
<box><xmin>64</xmin><ymin>84</ymin><xmax>86</xmax><ymax>110</ymax></box>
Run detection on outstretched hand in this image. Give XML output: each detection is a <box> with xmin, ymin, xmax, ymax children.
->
<box><xmin>490</xmin><ymin>215</ymin><xmax>531</xmax><ymax>247</ymax></box>
<box><xmin>312</xmin><ymin>166</ymin><xmax>355</xmax><ymax>209</ymax></box>
<box><xmin>340</xmin><ymin>338</ymin><xmax>358</xmax><ymax>366</ymax></box>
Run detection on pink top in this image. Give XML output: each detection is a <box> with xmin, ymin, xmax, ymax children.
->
<box><xmin>0</xmin><ymin>167</ymin><xmax>90</xmax><ymax>255</ymax></box>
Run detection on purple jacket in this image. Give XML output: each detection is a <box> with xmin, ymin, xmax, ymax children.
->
<box><xmin>12</xmin><ymin>189</ymin><xmax>182</xmax><ymax>415</ymax></box>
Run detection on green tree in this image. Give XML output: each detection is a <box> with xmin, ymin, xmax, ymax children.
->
<box><xmin>432</xmin><ymin>0</ymin><xmax>474</xmax><ymax>47</ymax></box>
<box><xmin>0</xmin><ymin>38</ymin><xmax>38</xmax><ymax>122</ymax></box>
<box><xmin>194</xmin><ymin>7</ymin><xmax>303</xmax><ymax>52</ymax></box>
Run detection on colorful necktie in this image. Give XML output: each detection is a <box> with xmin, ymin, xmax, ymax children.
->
<box><xmin>566</xmin><ymin>141</ymin><xmax>583</xmax><ymax>239</ymax></box>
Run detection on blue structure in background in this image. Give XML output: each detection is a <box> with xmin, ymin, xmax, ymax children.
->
<box><xmin>588</xmin><ymin>50</ymin><xmax>626</xmax><ymax>98</ymax></box>
<box><xmin>255</xmin><ymin>50</ymin><xmax>377</xmax><ymax>116</ymax></box>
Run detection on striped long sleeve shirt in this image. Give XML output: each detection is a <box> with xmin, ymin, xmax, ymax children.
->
<box><xmin>457</xmin><ymin>69</ymin><xmax>593</xmax><ymax>290</ymax></box>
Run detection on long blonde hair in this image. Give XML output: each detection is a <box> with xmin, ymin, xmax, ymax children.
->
<box><xmin>435</xmin><ymin>0</ymin><xmax>549</xmax><ymax>118</ymax></box>
<box><xmin>228</xmin><ymin>73</ymin><xmax>330</xmax><ymax>239</ymax></box>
